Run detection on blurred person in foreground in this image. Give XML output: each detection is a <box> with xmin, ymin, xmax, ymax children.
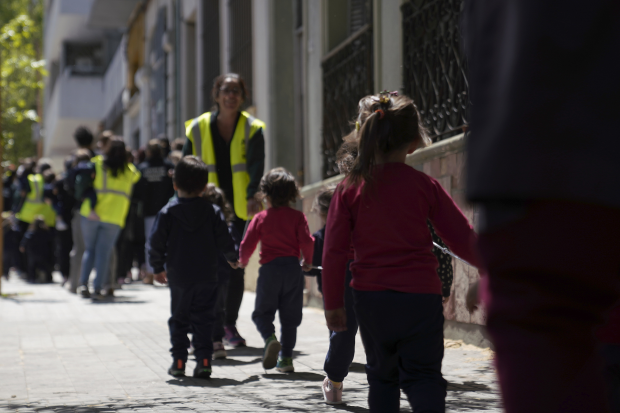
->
<box><xmin>464</xmin><ymin>2</ymin><xmax>620</xmax><ymax>412</ymax></box>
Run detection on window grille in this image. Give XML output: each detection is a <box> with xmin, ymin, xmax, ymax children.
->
<box><xmin>402</xmin><ymin>0</ymin><xmax>469</xmax><ymax>142</ymax></box>
<box><xmin>321</xmin><ymin>0</ymin><xmax>373</xmax><ymax>179</ymax></box>
<box><xmin>63</xmin><ymin>42</ymin><xmax>104</xmax><ymax>75</ymax></box>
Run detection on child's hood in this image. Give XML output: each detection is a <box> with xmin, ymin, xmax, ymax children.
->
<box><xmin>167</xmin><ymin>197</ymin><xmax>211</xmax><ymax>232</ymax></box>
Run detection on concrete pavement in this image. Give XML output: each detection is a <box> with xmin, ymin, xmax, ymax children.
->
<box><xmin>0</xmin><ymin>274</ymin><xmax>500</xmax><ymax>412</ymax></box>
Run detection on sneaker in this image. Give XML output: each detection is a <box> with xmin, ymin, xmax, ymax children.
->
<box><xmin>168</xmin><ymin>359</ymin><xmax>185</xmax><ymax>377</ymax></box>
<box><xmin>275</xmin><ymin>357</ymin><xmax>294</xmax><ymax>373</ymax></box>
<box><xmin>223</xmin><ymin>325</ymin><xmax>246</xmax><ymax>347</ymax></box>
<box><xmin>188</xmin><ymin>344</ymin><xmax>194</xmax><ymax>355</ymax></box>
<box><xmin>91</xmin><ymin>290</ymin><xmax>103</xmax><ymax>300</ymax></box>
<box><xmin>193</xmin><ymin>358</ymin><xmax>212</xmax><ymax>379</ymax></box>
<box><xmin>78</xmin><ymin>285</ymin><xmax>90</xmax><ymax>298</ymax></box>
<box><xmin>213</xmin><ymin>341</ymin><xmax>227</xmax><ymax>360</ymax></box>
<box><xmin>262</xmin><ymin>334</ymin><xmax>281</xmax><ymax>370</ymax></box>
<box><xmin>322</xmin><ymin>377</ymin><xmax>344</xmax><ymax>405</ymax></box>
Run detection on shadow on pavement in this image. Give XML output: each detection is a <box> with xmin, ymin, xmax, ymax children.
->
<box><xmin>226</xmin><ymin>346</ymin><xmax>303</xmax><ymax>358</ymax></box>
<box><xmin>262</xmin><ymin>372</ymin><xmax>325</xmax><ymax>382</ymax></box>
<box><xmin>88</xmin><ymin>296</ymin><xmax>147</xmax><ymax>304</ymax></box>
<box><xmin>212</xmin><ymin>357</ymin><xmax>262</xmax><ymax>366</ymax></box>
<box><xmin>348</xmin><ymin>362</ymin><xmax>366</xmax><ymax>373</ymax></box>
<box><xmin>167</xmin><ymin>375</ymin><xmax>260</xmax><ymax>387</ymax></box>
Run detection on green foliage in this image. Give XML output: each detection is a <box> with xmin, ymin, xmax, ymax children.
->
<box><xmin>0</xmin><ymin>0</ymin><xmax>45</xmax><ymax>164</ymax></box>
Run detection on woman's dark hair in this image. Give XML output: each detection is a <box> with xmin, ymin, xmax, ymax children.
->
<box><xmin>43</xmin><ymin>170</ymin><xmax>56</xmax><ymax>184</ymax></box>
<box><xmin>211</xmin><ymin>73</ymin><xmax>248</xmax><ymax>110</ymax></box>
<box><xmin>21</xmin><ymin>158</ymin><xmax>36</xmax><ymax>176</ymax></box>
<box><xmin>348</xmin><ymin>94</ymin><xmax>430</xmax><ymax>188</ymax></box>
<box><xmin>174</xmin><ymin>156</ymin><xmax>209</xmax><ymax>194</ymax></box>
<box><xmin>104</xmin><ymin>139</ymin><xmax>128</xmax><ymax>178</ymax></box>
<box><xmin>312</xmin><ymin>185</ymin><xmax>336</xmax><ymax>217</ymax></box>
<box><xmin>205</xmin><ymin>183</ymin><xmax>235</xmax><ymax>223</ymax></box>
<box><xmin>260</xmin><ymin>167</ymin><xmax>299</xmax><ymax>208</ymax></box>
<box><xmin>147</xmin><ymin>139</ymin><xmax>163</xmax><ymax>161</ymax></box>
<box><xmin>29</xmin><ymin>216</ymin><xmax>47</xmax><ymax>232</ymax></box>
<box><xmin>74</xmin><ymin>126</ymin><xmax>94</xmax><ymax>148</ymax></box>
<box><xmin>172</xmin><ymin>137</ymin><xmax>185</xmax><ymax>151</ymax></box>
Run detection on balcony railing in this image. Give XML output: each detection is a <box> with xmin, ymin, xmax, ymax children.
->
<box><xmin>321</xmin><ymin>24</ymin><xmax>374</xmax><ymax>179</ymax></box>
<box><xmin>402</xmin><ymin>0</ymin><xmax>468</xmax><ymax>142</ymax></box>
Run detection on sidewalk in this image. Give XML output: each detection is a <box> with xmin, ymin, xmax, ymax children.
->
<box><xmin>0</xmin><ymin>275</ymin><xmax>500</xmax><ymax>412</ymax></box>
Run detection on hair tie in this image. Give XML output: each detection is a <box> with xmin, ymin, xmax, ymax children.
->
<box><xmin>374</xmin><ymin>109</ymin><xmax>385</xmax><ymax>120</ymax></box>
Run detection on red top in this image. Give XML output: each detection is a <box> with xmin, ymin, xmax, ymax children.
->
<box><xmin>322</xmin><ymin>163</ymin><xmax>482</xmax><ymax>311</ymax></box>
<box><xmin>239</xmin><ymin>206</ymin><xmax>314</xmax><ymax>266</ymax></box>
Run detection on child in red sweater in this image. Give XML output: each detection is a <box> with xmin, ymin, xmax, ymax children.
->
<box><xmin>238</xmin><ymin>167</ymin><xmax>314</xmax><ymax>372</ymax></box>
<box><xmin>322</xmin><ymin>93</ymin><xmax>483</xmax><ymax>412</ymax></box>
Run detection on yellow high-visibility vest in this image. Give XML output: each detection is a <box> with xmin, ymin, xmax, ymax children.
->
<box><xmin>185</xmin><ymin>111</ymin><xmax>265</xmax><ymax>220</ymax></box>
<box><xmin>16</xmin><ymin>174</ymin><xmax>55</xmax><ymax>227</ymax></box>
<box><xmin>80</xmin><ymin>156</ymin><xmax>141</xmax><ymax>227</ymax></box>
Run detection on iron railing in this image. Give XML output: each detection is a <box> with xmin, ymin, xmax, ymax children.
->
<box><xmin>402</xmin><ymin>0</ymin><xmax>468</xmax><ymax>142</ymax></box>
<box><xmin>321</xmin><ymin>24</ymin><xmax>374</xmax><ymax>179</ymax></box>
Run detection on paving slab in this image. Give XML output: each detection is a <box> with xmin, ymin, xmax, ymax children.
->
<box><xmin>0</xmin><ymin>274</ymin><xmax>500</xmax><ymax>412</ymax></box>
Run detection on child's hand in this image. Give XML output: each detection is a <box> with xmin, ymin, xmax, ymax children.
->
<box><xmin>154</xmin><ymin>271</ymin><xmax>168</xmax><ymax>284</ymax></box>
<box><xmin>238</xmin><ymin>261</ymin><xmax>247</xmax><ymax>269</ymax></box>
<box><xmin>466</xmin><ymin>280</ymin><xmax>480</xmax><ymax>313</ymax></box>
<box><xmin>19</xmin><ymin>246</ymin><xmax>25</xmax><ymax>253</ymax></box>
<box><xmin>325</xmin><ymin>308</ymin><xmax>347</xmax><ymax>332</ymax></box>
<box><xmin>228</xmin><ymin>260</ymin><xmax>239</xmax><ymax>269</ymax></box>
<box><xmin>301</xmin><ymin>260</ymin><xmax>312</xmax><ymax>272</ymax></box>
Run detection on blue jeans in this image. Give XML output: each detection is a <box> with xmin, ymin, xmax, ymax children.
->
<box><xmin>252</xmin><ymin>256</ymin><xmax>304</xmax><ymax>357</ymax></box>
<box><xmin>354</xmin><ymin>290</ymin><xmax>446</xmax><ymax>413</ymax></box>
<box><xmin>144</xmin><ymin>215</ymin><xmax>156</xmax><ymax>274</ymax></box>
<box><xmin>324</xmin><ymin>261</ymin><xmax>358</xmax><ymax>382</ymax></box>
<box><xmin>79</xmin><ymin>217</ymin><xmax>122</xmax><ymax>292</ymax></box>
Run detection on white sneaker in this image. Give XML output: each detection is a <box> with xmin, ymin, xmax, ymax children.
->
<box><xmin>322</xmin><ymin>377</ymin><xmax>344</xmax><ymax>404</ymax></box>
<box><xmin>213</xmin><ymin>341</ymin><xmax>227</xmax><ymax>359</ymax></box>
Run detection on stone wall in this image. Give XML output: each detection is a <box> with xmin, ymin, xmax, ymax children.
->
<box><xmin>298</xmin><ymin>134</ymin><xmax>486</xmax><ymax>327</ymax></box>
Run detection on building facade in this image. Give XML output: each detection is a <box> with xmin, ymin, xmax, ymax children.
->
<box><xmin>43</xmin><ymin>0</ymin><xmax>479</xmax><ymax>337</ymax></box>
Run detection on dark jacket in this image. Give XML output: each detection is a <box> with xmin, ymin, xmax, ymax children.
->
<box><xmin>304</xmin><ymin>226</ymin><xmax>325</xmax><ymax>292</ymax></box>
<box><xmin>20</xmin><ymin>228</ymin><xmax>54</xmax><ymax>263</ymax></box>
<box><xmin>137</xmin><ymin>157</ymin><xmax>175</xmax><ymax>217</ymax></box>
<box><xmin>148</xmin><ymin>196</ymin><xmax>238</xmax><ymax>285</ymax></box>
<box><xmin>464</xmin><ymin>0</ymin><xmax>620</xmax><ymax>208</ymax></box>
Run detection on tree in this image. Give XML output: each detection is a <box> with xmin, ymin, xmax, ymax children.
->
<box><xmin>0</xmin><ymin>0</ymin><xmax>45</xmax><ymax>165</ymax></box>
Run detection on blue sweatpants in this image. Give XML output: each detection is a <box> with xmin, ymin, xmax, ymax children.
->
<box><xmin>252</xmin><ymin>256</ymin><xmax>304</xmax><ymax>358</ymax></box>
<box><xmin>324</xmin><ymin>261</ymin><xmax>358</xmax><ymax>382</ymax></box>
<box><xmin>354</xmin><ymin>290</ymin><xmax>446</xmax><ymax>413</ymax></box>
<box><xmin>169</xmin><ymin>282</ymin><xmax>218</xmax><ymax>363</ymax></box>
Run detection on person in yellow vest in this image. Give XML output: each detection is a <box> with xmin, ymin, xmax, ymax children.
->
<box><xmin>182</xmin><ymin>73</ymin><xmax>265</xmax><ymax>347</ymax></box>
<box><xmin>77</xmin><ymin>140</ymin><xmax>141</xmax><ymax>299</ymax></box>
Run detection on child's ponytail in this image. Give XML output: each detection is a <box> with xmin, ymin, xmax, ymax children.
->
<box><xmin>346</xmin><ymin>93</ymin><xmax>429</xmax><ymax>189</ymax></box>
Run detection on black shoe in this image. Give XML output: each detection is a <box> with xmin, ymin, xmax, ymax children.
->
<box><xmin>193</xmin><ymin>358</ymin><xmax>212</xmax><ymax>379</ymax></box>
<box><xmin>168</xmin><ymin>359</ymin><xmax>185</xmax><ymax>377</ymax></box>
<box><xmin>91</xmin><ymin>290</ymin><xmax>103</xmax><ymax>300</ymax></box>
<box><xmin>78</xmin><ymin>285</ymin><xmax>90</xmax><ymax>298</ymax></box>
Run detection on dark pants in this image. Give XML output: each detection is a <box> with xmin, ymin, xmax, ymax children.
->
<box><xmin>324</xmin><ymin>262</ymin><xmax>358</xmax><ymax>382</ymax></box>
<box><xmin>213</xmin><ymin>264</ymin><xmax>231</xmax><ymax>342</ymax></box>
<box><xmin>17</xmin><ymin>220</ymin><xmax>29</xmax><ymax>272</ymax></box>
<box><xmin>169</xmin><ymin>282</ymin><xmax>218</xmax><ymax>362</ymax></box>
<box><xmin>480</xmin><ymin>200</ymin><xmax>620</xmax><ymax>413</ymax></box>
<box><xmin>252</xmin><ymin>256</ymin><xmax>304</xmax><ymax>357</ymax></box>
<box><xmin>225</xmin><ymin>217</ymin><xmax>247</xmax><ymax>327</ymax></box>
<box><xmin>354</xmin><ymin>290</ymin><xmax>446</xmax><ymax>413</ymax></box>
<box><xmin>603</xmin><ymin>344</ymin><xmax>620</xmax><ymax>413</ymax></box>
<box><xmin>27</xmin><ymin>258</ymin><xmax>52</xmax><ymax>283</ymax></box>
<box><xmin>56</xmin><ymin>227</ymin><xmax>73</xmax><ymax>279</ymax></box>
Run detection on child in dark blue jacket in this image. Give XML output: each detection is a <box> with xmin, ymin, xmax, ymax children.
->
<box><xmin>149</xmin><ymin>156</ymin><xmax>238</xmax><ymax>379</ymax></box>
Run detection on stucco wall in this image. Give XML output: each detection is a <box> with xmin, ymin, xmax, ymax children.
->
<box><xmin>297</xmin><ymin>134</ymin><xmax>486</xmax><ymax>326</ymax></box>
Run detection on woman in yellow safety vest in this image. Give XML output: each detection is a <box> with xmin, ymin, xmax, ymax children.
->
<box><xmin>182</xmin><ymin>73</ymin><xmax>265</xmax><ymax>348</ymax></box>
<box><xmin>77</xmin><ymin>140</ymin><xmax>141</xmax><ymax>298</ymax></box>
